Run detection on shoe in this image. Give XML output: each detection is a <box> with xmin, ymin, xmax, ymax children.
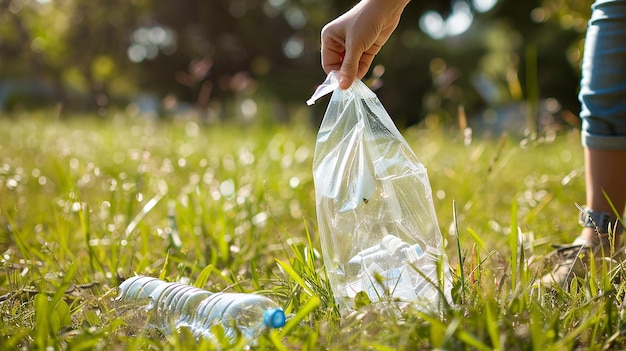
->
<box><xmin>537</xmin><ymin>234</ymin><xmax>616</xmax><ymax>288</ymax></box>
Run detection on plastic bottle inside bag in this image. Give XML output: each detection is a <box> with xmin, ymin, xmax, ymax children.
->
<box><xmin>309</xmin><ymin>71</ymin><xmax>452</xmax><ymax>315</ymax></box>
<box><xmin>317</xmin><ymin>172</ymin><xmax>449</xmax><ymax>313</ymax></box>
<box><xmin>346</xmin><ymin>234</ymin><xmax>423</xmax><ymax>275</ymax></box>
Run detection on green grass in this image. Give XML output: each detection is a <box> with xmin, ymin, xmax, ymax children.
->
<box><xmin>1</xmin><ymin>112</ymin><xmax>626</xmax><ymax>350</ymax></box>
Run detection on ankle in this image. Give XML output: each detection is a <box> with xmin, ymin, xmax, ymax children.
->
<box><xmin>578</xmin><ymin>206</ymin><xmax>624</xmax><ymax>236</ymax></box>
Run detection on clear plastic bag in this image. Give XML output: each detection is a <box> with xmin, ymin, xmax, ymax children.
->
<box><xmin>307</xmin><ymin>71</ymin><xmax>452</xmax><ymax>314</ymax></box>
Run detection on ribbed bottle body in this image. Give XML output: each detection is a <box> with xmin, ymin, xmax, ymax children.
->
<box><xmin>116</xmin><ymin>276</ymin><xmax>286</xmax><ymax>343</ymax></box>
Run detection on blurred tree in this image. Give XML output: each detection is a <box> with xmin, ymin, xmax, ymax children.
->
<box><xmin>0</xmin><ymin>0</ymin><xmax>149</xmax><ymax>112</ymax></box>
<box><xmin>0</xmin><ymin>0</ymin><xmax>594</xmax><ymax>129</ymax></box>
<box><xmin>369</xmin><ymin>0</ymin><xmax>591</xmax><ymax>129</ymax></box>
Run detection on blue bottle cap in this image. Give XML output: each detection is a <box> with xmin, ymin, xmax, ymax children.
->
<box><xmin>263</xmin><ymin>308</ymin><xmax>286</xmax><ymax>328</ymax></box>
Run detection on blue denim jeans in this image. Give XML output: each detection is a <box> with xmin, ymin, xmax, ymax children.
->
<box><xmin>579</xmin><ymin>0</ymin><xmax>626</xmax><ymax>150</ymax></box>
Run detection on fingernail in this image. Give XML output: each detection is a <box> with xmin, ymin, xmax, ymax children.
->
<box><xmin>339</xmin><ymin>76</ymin><xmax>350</xmax><ymax>90</ymax></box>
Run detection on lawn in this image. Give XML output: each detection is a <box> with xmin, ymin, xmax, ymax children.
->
<box><xmin>1</xmin><ymin>110</ymin><xmax>625</xmax><ymax>350</ymax></box>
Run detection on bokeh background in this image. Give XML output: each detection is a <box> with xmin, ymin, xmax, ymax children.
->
<box><xmin>1</xmin><ymin>0</ymin><xmax>591</xmax><ymax>131</ymax></box>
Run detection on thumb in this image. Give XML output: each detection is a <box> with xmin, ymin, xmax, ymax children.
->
<box><xmin>338</xmin><ymin>51</ymin><xmax>359</xmax><ymax>90</ymax></box>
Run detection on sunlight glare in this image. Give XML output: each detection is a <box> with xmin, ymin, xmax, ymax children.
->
<box><xmin>472</xmin><ymin>0</ymin><xmax>498</xmax><ymax>13</ymax></box>
<box><xmin>446</xmin><ymin>2</ymin><xmax>473</xmax><ymax>36</ymax></box>
<box><xmin>419</xmin><ymin>11</ymin><xmax>446</xmax><ymax>40</ymax></box>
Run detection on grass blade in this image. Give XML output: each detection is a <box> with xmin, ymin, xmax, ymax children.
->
<box><xmin>453</xmin><ymin>200</ymin><xmax>465</xmax><ymax>301</ymax></box>
<box><xmin>124</xmin><ymin>191</ymin><xmax>165</xmax><ymax>240</ymax></box>
<box><xmin>509</xmin><ymin>200</ymin><xmax>518</xmax><ymax>291</ymax></box>
<box><xmin>275</xmin><ymin>258</ymin><xmax>314</xmax><ymax>297</ymax></box>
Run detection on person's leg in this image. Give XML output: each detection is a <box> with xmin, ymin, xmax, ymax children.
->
<box><xmin>579</xmin><ymin>148</ymin><xmax>626</xmax><ymax>244</ymax></box>
<box><xmin>578</xmin><ymin>0</ymin><xmax>626</xmax><ymax>241</ymax></box>
<box><xmin>539</xmin><ymin>148</ymin><xmax>626</xmax><ymax>288</ymax></box>
<box><xmin>539</xmin><ymin>0</ymin><xmax>626</xmax><ymax>287</ymax></box>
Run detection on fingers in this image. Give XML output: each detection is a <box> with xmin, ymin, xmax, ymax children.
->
<box><xmin>339</xmin><ymin>49</ymin><xmax>376</xmax><ymax>89</ymax></box>
<box><xmin>321</xmin><ymin>31</ymin><xmax>381</xmax><ymax>89</ymax></box>
<box><xmin>323</xmin><ymin>33</ymin><xmax>374</xmax><ymax>89</ymax></box>
<box><xmin>319</xmin><ymin>0</ymin><xmax>408</xmax><ymax>89</ymax></box>
<box><xmin>321</xmin><ymin>28</ymin><xmax>345</xmax><ymax>74</ymax></box>
<box><xmin>321</xmin><ymin>46</ymin><xmax>377</xmax><ymax>89</ymax></box>
<box><xmin>321</xmin><ymin>18</ymin><xmax>364</xmax><ymax>89</ymax></box>
<box><xmin>321</xmin><ymin>47</ymin><xmax>343</xmax><ymax>75</ymax></box>
<box><xmin>338</xmin><ymin>49</ymin><xmax>358</xmax><ymax>89</ymax></box>
<box><xmin>320</xmin><ymin>5</ymin><xmax>387</xmax><ymax>89</ymax></box>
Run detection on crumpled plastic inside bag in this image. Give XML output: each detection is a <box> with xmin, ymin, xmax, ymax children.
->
<box><xmin>308</xmin><ymin>71</ymin><xmax>452</xmax><ymax>314</ymax></box>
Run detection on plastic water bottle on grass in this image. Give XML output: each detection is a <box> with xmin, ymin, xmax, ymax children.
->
<box><xmin>116</xmin><ymin>276</ymin><xmax>286</xmax><ymax>343</ymax></box>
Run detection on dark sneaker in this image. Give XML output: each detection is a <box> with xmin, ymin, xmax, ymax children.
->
<box><xmin>537</xmin><ymin>234</ymin><xmax>616</xmax><ymax>288</ymax></box>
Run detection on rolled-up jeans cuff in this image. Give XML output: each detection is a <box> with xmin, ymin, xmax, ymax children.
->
<box><xmin>581</xmin><ymin>130</ymin><xmax>626</xmax><ymax>150</ymax></box>
<box><xmin>578</xmin><ymin>0</ymin><xmax>626</xmax><ymax>150</ymax></box>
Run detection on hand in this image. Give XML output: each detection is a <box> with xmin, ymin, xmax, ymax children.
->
<box><xmin>321</xmin><ymin>0</ymin><xmax>410</xmax><ymax>89</ymax></box>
